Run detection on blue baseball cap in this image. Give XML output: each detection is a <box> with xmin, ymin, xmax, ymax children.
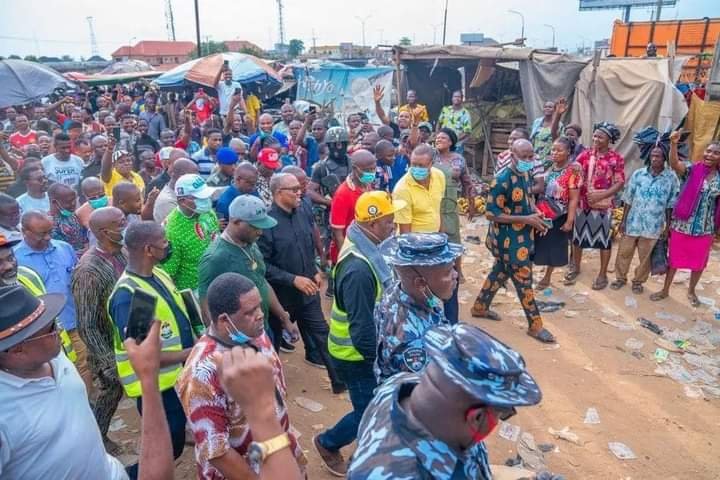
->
<box><xmin>379</xmin><ymin>232</ymin><xmax>463</xmax><ymax>267</ymax></box>
<box><xmin>216</xmin><ymin>147</ymin><xmax>239</xmax><ymax>166</ymax></box>
<box><xmin>228</xmin><ymin>194</ymin><xmax>277</xmax><ymax>229</ymax></box>
<box><xmin>424</xmin><ymin>323</ymin><xmax>542</xmax><ymax>408</ymax></box>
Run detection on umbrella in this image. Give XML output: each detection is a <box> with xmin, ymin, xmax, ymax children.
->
<box><xmin>154</xmin><ymin>52</ymin><xmax>282</xmax><ymax>90</ymax></box>
<box><xmin>0</xmin><ymin>59</ymin><xmax>76</xmax><ymax>108</ymax></box>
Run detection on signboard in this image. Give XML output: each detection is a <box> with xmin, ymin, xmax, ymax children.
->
<box><xmin>579</xmin><ymin>0</ymin><xmax>676</xmax><ymax>10</ymax></box>
<box><xmin>293</xmin><ymin>65</ymin><xmax>393</xmax><ymax>126</ymax></box>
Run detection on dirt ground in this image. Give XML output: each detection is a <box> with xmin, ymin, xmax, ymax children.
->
<box><xmin>111</xmin><ymin>220</ymin><xmax>720</xmax><ymax>479</ymax></box>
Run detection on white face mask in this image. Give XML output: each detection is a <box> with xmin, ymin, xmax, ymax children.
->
<box><xmin>196</xmin><ymin>99</ymin><xmax>205</xmax><ymax>108</ymax></box>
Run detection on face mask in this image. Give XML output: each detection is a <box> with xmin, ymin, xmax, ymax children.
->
<box><xmin>193</xmin><ymin>197</ymin><xmax>212</xmax><ymax>214</ymax></box>
<box><xmin>196</xmin><ymin>99</ymin><xmax>205</xmax><ymax>108</ymax></box>
<box><xmin>466</xmin><ymin>408</ymin><xmax>499</xmax><ymax>445</ymax></box>
<box><xmin>359</xmin><ymin>170</ymin><xmax>376</xmax><ymax>185</ymax></box>
<box><xmin>104</xmin><ymin>228</ymin><xmax>124</xmax><ymax>245</ymax></box>
<box><xmin>163</xmin><ymin>243</ymin><xmax>173</xmax><ymax>261</ymax></box>
<box><xmin>59</xmin><ymin>208</ymin><xmax>74</xmax><ymax>218</ymax></box>
<box><xmin>410</xmin><ymin>166</ymin><xmax>430</xmax><ymax>181</ymax></box>
<box><xmin>225</xmin><ymin>315</ymin><xmax>251</xmax><ymax>345</ymax></box>
<box><xmin>516</xmin><ymin>159</ymin><xmax>535</xmax><ymax>173</ymax></box>
<box><xmin>414</xmin><ymin>270</ymin><xmax>444</xmax><ymax>315</ymax></box>
<box><xmin>89</xmin><ymin>196</ymin><xmax>109</xmax><ymax>209</ymax></box>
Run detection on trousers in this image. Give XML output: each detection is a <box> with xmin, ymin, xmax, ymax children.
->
<box><xmin>474</xmin><ymin>260</ymin><xmax>543</xmax><ymax>330</ymax></box>
<box><xmin>68</xmin><ymin>329</ymin><xmax>93</xmax><ymax>395</ymax></box>
<box><xmin>614</xmin><ymin>234</ymin><xmax>657</xmax><ymax>284</ymax></box>
<box><xmin>286</xmin><ymin>295</ymin><xmax>343</xmax><ymax>389</ymax></box>
<box><xmin>92</xmin><ymin>365</ymin><xmax>124</xmax><ymax>439</ymax></box>
<box><xmin>317</xmin><ymin>360</ymin><xmax>377</xmax><ymax>450</ymax></box>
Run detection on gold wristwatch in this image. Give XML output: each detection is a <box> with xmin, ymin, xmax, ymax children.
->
<box><xmin>247</xmin><ymin>433</ymin><xmax>291</xmax><ymax>465</ymax></box>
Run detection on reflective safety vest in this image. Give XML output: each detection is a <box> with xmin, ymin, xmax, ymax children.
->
<box><xmin>328</xmin><ymin>238</ymin><xmax>383</xmax><ymax>361</ymax></box>
<box><xmin>107</xmin><ymin>267</ymin><xmax>189</xmax><ymax>398</ymax></box>
<box><xmin>17</xmin><ymin>266</ymin><xmax>77</xmax><ymax>363</ymax></box>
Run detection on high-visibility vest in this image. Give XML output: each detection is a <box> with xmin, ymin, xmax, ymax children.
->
<box><xmin>328</xmin><ymin>238</ymin><xmax>383</xmax><ymax>362</ymax></box>
<box><xmin>107</xmin><ymin>267</ymin><xmax>189</xmax><ymax>398</ymax></box>
<box><xmin>17</xmin><ymin>266</ymin><xmax>77</xmax><ymax>363</ymax></box>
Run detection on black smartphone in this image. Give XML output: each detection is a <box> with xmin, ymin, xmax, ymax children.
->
<box><xmin>234</xmin><ymin>87</ymin><xmax>243</xmax><ymax>95</ymax></box>
<box><xmin>308</xmin><ymin>105</ymin><xmax>317</xmax><ymax>114</ymax></box>
<box><xmin>112</xmin><ymin>127</ymin><xmax>121</xmax><ymax>142</ymax></box>
<box><xmin>223</xmin><ymin>59</ymin><xmax>229</xmax><ymax>67</ymax></box>
<box><xmin>180</xmin><ymin>288</ymin><xmax>206</xmax><ymax>330</ymax></box>
<box><xmin>126</xmin><ymin>290</ymin><xmax>157</xmax><ymax>342</ymax></box>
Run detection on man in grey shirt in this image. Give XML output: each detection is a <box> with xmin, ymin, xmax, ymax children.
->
<box><xmin>138</xmin><ymin>94</ymin><xmax>166</xmax><ymax>141</ymax></box>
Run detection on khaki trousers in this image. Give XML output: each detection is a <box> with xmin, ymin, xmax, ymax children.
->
<box><xmin>614</xmin><ymin>235</ymin><xmax>657</xmax><ymax>284</ymax></box>
<box><xmin>67</xmin><ymin>329</ymin><xmax>93</xmax><ymax>395</ymax></box>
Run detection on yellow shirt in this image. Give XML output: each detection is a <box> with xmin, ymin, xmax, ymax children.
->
<box><xmin>392</xmin><ymin>167</ymin><xmax>445</xmax><ymax>232</ymax></box>
<box><xmin>245</xmin><ymin>94</ymin><xmax>262</xmax><ymax>122</ymax></box>
<box><xmin>399</xmin><ymin>103</ymin><xmax>429</xmax><ymax>126</ymax></box>
<box><xmin>104</xmin><ymin>170</ymin><xmax>145</xmax><ymax>197</ymax></box>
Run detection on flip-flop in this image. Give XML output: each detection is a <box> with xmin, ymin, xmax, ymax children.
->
<box><xmin>609</xmin><ymin>279</ymin><xmax>626</xmax><ymax>290</ymax></box>
<box><xmin>631</xmin><ymin>283</ymin><xmax>644</xmax><ymax>294</ymax></box>
<box><xmin>528</xmin><ymin>328</ymin><xmax>556</xmax><ymax>344</ymax></box>
<box><xmin>471</xmin><ymin>309</ymin><xmax>502</xmax><ymax>321</ymax></box>
<box><xmin>536</xmin><ymin>280</ymin><xmax>551</xmax><ymax>290</ymax></box>
<box><xmin>563</xmin><ymin>271</ymin><xmax>579</xmax><ymax>286</ymax></box>
<box><xmin>592</xmin><ymin>277</ymin><xmax>608</xmax><ymax>290</ymax></box>
<box><xmin>688</xmin><ymin>293</ymin><xmax>701</xmax><ymax>307</ymax></box>
<box><xmin>649</xmin><ymin>291</ymin><xmax>668</xmax><ymax>302</ymax></box>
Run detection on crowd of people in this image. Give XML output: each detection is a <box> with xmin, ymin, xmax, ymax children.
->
<box><xmin>0</xmin><ymin>66</ymin><xmax>719</xmax><ymax>480</ymax></box>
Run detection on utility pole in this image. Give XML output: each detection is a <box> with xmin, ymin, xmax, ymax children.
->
<box><xmin>311</xmin><ymin>29</ymin><xmax>317</xmax><ymax>53</ymax></box>
<box><xmin>508</xmin><ymin>9</ymin><xmax>525</xmax><ymax>46</ymax></box>
<box><xmin>194</xmin><ymin>0</ymin><xmax>202</xmax><ymax>57</ymax></box>
<box><xmin>276</xmin><ymin>0</ymin><xmax>286</xmax><ymax>45</ymax></box>
<box><xmin>86</xmin><ymin>16</ymin><xmax>100</xmax><ymax>57</ymax></box>
<box><xmin>165</xmin><ymin>0</ymin><xmax>176</xmax><ymax>41</ymax></box>
<box><xmin>442</xmin><ymin>0</ymin><xmax>449</xmax><ymax>45</ymax></box>
<box><xmin>355</xmin><ymin>15</ymin><xmax>371</xmax><ymax>47</ymax></box>
<box><xmin>655</xmin><ymin>0</ymin><xmax>663</xmax><ymax>21</ymax></box>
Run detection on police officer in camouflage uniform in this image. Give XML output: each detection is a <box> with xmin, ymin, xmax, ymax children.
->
<box><xmin>348</xmin><ymin>323</ymin><xmax>543</xmax><ymax>479</ymax></box>
<box><xmin>374</xmin><ymin>232</ymin><xmax>463</xmax><ymax>383</ymax></box>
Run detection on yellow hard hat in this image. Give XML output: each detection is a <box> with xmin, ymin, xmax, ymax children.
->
<box><xmin>354</xmin><ymin>191</ymin><xmax>406</xmax><ymax>222</ymax></box>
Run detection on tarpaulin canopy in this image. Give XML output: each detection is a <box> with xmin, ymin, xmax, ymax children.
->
<box><xmin>101</xmin><ymin>60</ymin><xmax>154</xmax><ymax>74</ymax></box>
<box><xmin>0</xmin><ymin>59</ymin><xmax>76</xmax><ymax>108</ymax></box>
<box><xmin>64</xmin><ymin>70</ymin><xmax>161</xmax><ymax>86</ymax></box>
<box><xmin>395</xmin><ymin>45</ymin><xmax>566</xmax><ymax>62</ymax></box>
<box><xmin>570</xmin><ymin>57</ymin><xmax>689</xmax><ymax>172</ymax></box>
<box><xmin>154</xmin><ymin>52</ymin><xmax>282</xmax><ymax>89</ymax></box>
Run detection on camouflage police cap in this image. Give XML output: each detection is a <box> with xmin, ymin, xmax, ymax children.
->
<box><xmin>379</xmin><ymin>232</ymin><xmax>463</xmax><ymax>267</ymax></box>
<box><xmin>325</xmin><ymin>126</ymin><xmax>349</xmax><ymax>143</ymax></box>
<box><xmin>424</xmin><ymin>323</ymin><xmax>542</xmax><ymax>407</ymax></box>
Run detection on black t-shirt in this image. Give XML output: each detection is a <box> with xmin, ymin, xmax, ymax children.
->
<box><xmin>310</xmin><ymin>157</ymin><xmax>350</xmax><ymax>197</ymax></box>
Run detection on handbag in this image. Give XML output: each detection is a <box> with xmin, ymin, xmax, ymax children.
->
<box><xmin>586</xmin><ymin>152</ymin><xmax>613</xmax><ymax>210</ymax></box>
<box><xmin>536</xmin><ymin>198</ymin><xmax>562</xmax><ymax>220</ymax></box>
<box><xmin>650</xmin><ymin>238</ymin><xmax>668</xmax><ymax>276</ymax></box>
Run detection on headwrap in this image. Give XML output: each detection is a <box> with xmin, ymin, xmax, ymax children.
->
<box><xmin>112</xmin><ymin>149</ymin><xmax>130</xmax><ymax>162</ymax></box>
<box><xmin>593</xmin><ymin>122</ymin><xmax>621</xmax><ymax>144</ymax></box>
<box><xmin>439</xmin><ymin>127</ymin><xmax>458</xmax><ymax>152</ymax></box>
<box><xmin>632</xmin><ymin>127</ymin><xmax>670</xmax><ymax>165</ymax></box>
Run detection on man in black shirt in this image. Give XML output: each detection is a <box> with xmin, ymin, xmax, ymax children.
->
<box><xmin>258</xmin><ymin>173</ymin><xmax>345</xmax><ymax>394</ymax></box>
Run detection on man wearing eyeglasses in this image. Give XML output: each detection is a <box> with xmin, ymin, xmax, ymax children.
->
<box><xmin>348</xmin><ymin>323</ymin><xmax>542</xmax><ymax>480</ymax></box>
<box><xmin>258</xmin><ymin>173</ymin><xmax>346</xmax><ymax>394</ymax></box>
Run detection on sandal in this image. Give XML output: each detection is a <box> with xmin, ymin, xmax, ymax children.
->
<box><xmin>609</xmin><ymin>279</ymin><xmax>626</xmax><ymax>290</ymax></box>
<box><xmin>528</xmin><ymin>327</ymin><xmax>556</xmax><ymax>344</ymax></box>
<box><xmin>536</xmin><ymin>279</ymin><xmax>551</xmax><ymax>290</ymax></box>
<box><xmin>592</xmin><ymin>276</ymin><xmax>609</xmax><ymax>291</ymax></box>
<box><xmin>688</xmin><ymin>293</ymin><xmax>701</xmax><ymax>307</ymax></box>
<box><xmin>471</xmin><ymin>308</ymin><xmax>502</xmax><ymax>321</ymax></box>
<box><xmin>631</xmin><ymin>283</ymin><xmax>644</xmax><ymax>294</ymax></box>
<box><xmin>649</xmin><ymin>291</ymin><xmax>668</xmax><ymax>302</ymax></box>
<box><xmin>563</xmin><ymin>271</ymin><xmax>580</xmax><ymax>286</ymax></box>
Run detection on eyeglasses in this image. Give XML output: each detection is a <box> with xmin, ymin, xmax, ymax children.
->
<box><xmin>21</xmin><ymin>321</ymin><xmax>58</xmax><ymax>344</ymax></box>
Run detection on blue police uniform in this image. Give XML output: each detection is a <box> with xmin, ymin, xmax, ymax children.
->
<box><xmin>349</xmin><ymin>323</ymin><xmax>543</xmax><ymax>479</ymax></box>
<box><xmin>374</xmin><ymin>233</ymin><xmax>463</xmax><ymax>383</ymax></box>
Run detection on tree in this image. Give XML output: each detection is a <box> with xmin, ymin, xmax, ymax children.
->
<box><xmin>287</xmin><ymin>39</ymin><xmax>305</xmax><ymax>58</ymax></box>
<box><xmin>192</xmin><ymin>40</ymin><xmax>227</xmax><ymax>58</ymax></box>
<box><xmin>61</xmin><ymin>54</ymin><xmax>74</xmax><ymax>62</ymax></box>
<box><xmin>8</xmin><ymin>54</ymin><xmax>21</xmax><ymax>59</ymax></box>
<box><xmin>399</xmin><ymin>37</ymin><xmax>412</xmax><ymax>46</ymax></box>
<box><xmin>240</xmin><ymin>46</ymin><xmax>262</xmax><ymax>56</ymax></box>
<box><xmin>23</xmin><ymin>55</ymin><xmax>38</xmax><ymax>62</ymax></box>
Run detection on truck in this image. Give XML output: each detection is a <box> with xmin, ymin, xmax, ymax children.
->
<box><xmin>609</xmin><ymin>17</ymin><xmax>719</xmax><ymax>83</ymax></box>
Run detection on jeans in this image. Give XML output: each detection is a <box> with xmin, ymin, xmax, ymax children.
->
<box><xmin>317</xmin><ymin>360</ymin><xmax>377</xmax><ymax>450</ymax></box>
<box><xmin>443</xmin><ymin>283</ymin><xmax>459</xmax><ymax>325</ymax></box>
<box><xmin>286</xmin><ymin>295</ymin><xmax>343</xmax><ymax>388</ymax></box>
<box><xmin>125</xmin><ymin>388</ymin><xmax>187</xmax><ymax>480</ymax></box>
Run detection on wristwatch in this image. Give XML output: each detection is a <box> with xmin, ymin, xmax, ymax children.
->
<box><xmin>247</xmin><ymin>433</ymin><xmax>291</xmax><ymax>466</ymax></box>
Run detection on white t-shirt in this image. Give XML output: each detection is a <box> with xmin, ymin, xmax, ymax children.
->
<box><xmin>16</xmin><ymin>192</ymin><xmax>50</xmax><ymax>216</ymax></box>
<box><xmin>41</xmin><ymin>154</ymin><xmax>85</xmax><ymax>189</ymax></box>
<box><xmin>0</xmin><ymin>352</ymin><xmax>128</xmax><ymax>480</ymax></box>
<box><xmin>216</xmin><ymin>80</ymin><xmax>242</xmax><ymax>115</ymax></box>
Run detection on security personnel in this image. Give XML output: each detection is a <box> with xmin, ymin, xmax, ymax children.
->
<box><xmin>348</xmin><ymin>323</ymin><xmax>543</xmax><ymax>479</ymax></box>
<box><xmin>374</xmin><ymin>232</ymin><xmax>462</xmax><ymax>383</ymax></box>
<box><xmin>315</xmin><ymin>191</ymin><xmax>405</xmax><ymax>476</ymax></box>
<box><xmin>107</xmin><ymin>220</ymin><xmax>195</xmax><ymax>475</ymax></box>
<box><xmin>0</xmin><ymin>234</ymin><xmax>76</xmax><ymax>362</ymax></box>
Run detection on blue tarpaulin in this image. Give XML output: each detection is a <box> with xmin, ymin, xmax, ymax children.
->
<box><xmin>155</xmin><ymin>52</ymin><xmax>281</xmax><ymax>89</ymax></box>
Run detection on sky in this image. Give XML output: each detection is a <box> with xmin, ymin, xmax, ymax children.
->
<box><xmin>0</xmin><ymin>0</ymin><xmax>716</xmax><ymax>59</ymax></box>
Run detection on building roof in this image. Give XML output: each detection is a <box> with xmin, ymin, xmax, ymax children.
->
<box><xmin>224</xmin><ymin>40</ymin><xmax>263</xmax><ymax>53</ymax></box>
<box><xmin>111</xmin><ymin>41</ymin><xmax>196</xmax><ymax>58</ymax></box>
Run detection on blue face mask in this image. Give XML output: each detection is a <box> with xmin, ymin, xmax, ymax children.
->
<box><xmin>411</xmin><ymin>166</ymin><xmax>429</xmax><ymax>181</ymax></box>
<box><xmin>226</xmin><ymin>315</ymin><xmax>251</xmax><ymax>345</ymax></box>
<box><xmin>359</xmin><ymin>170</ymin><xmax>376</xmax><ymax>185</ymax></box>
<box><xmin>59</xmin><ymin>208</ymin><xmax>74</xmax><ymax>218</ymax></box>
<box><xmin>193</xmin><ymin>197</ymin><xmax>212</xmax><ymax>214</ymax></box>
<box><xmin>89</xmin><ymin>196</ymin><xmax>109</xmax><ymax>210</ymax></box>
<box><xmin>516</xmin><ymin>159</ymin><xmax>535</xmax><ymax>173</ymax></box>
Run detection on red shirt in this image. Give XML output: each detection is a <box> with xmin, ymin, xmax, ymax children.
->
<box><xmin>329</xmin><ymin>177</ymin><xmax>366</xmax><ymax>263</ymax></box>
<box><xmin>189</xmin><ymin>100</ymin><xmax>214</xmax><ymax>124</ymax></box>
<box><xmin>9</xmin><ymin>130</ymin><xmax>37</xmax><ymax>149</ymax></box>
<box><xmin>576</xmin><ymin>148</ymin><xmax>625</xmax><ymax>210</ymax></box>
